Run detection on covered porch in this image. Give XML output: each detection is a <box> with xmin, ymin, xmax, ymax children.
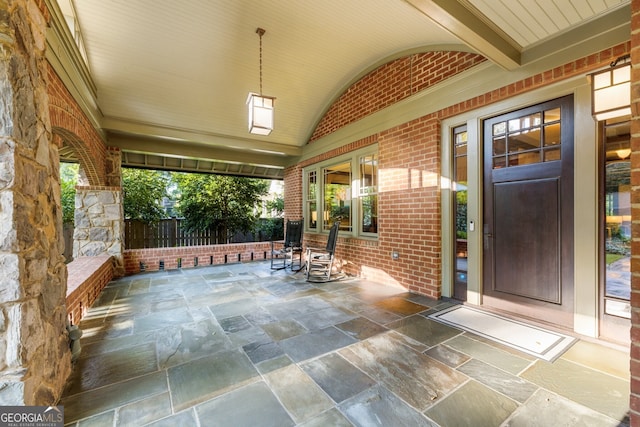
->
<box><xmin>61</xmin><ymin>261</ymin><xmax>629</xmax><ymax>426</ymax></box>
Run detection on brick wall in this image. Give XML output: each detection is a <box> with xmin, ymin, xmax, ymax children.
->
<box><xmin>47</xmin><ymin>63</ymin><xmax>107</xmax><ymax>186</ymax></box>
<box><xmin>300</xmin><ymin>44</ymin><xmax>630</xmax><ymax>298</ymax></box>
<box><xmin>283</xmin><ymin>164</ymin><xmax>303</xmax><ymax>221</ymax></box>
<box><xmin>123</xmin><ymin>242</ymin><xmax>274</xmax><ymax>275</ymax></box>
<box><xmin>66</xmin><ymin>255</ymin><xmax>114</xmax><ymax>325</ymax></box>
<box><xmin>310</xmin><ymin>51</ymin><xmax>486</xmax><ymax>141</ymax></box>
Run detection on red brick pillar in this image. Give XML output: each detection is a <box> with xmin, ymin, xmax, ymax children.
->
<box><xmin>630</xmin><ymin>0</ymin><xmax>640</xmax><ymax>424</ymax></box>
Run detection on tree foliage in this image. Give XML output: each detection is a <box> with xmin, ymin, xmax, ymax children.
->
<box><xmin>267</xmin><ymin>195</ymin><xmax>284</xmax><ymax>217</ymax></box>
<box><xmin>60</xmin><ymin>163</ymin><xmax>79</xmax><ymax>224</ymax></box>
<box><xmin>122</xmin><ymin>168</ymin><xmax>169</xmax><ymax>224</ymax></box>
<box><xmin>173</xmin><ymin>173</ymin><xmax>269</xmax><ymax>242</ymax></box>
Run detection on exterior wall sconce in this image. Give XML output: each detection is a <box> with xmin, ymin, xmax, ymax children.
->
<box><xmin>591</xmin><ymin>54</ymin><xmax>631</xmax><ymax>121</ymax></box>
<box><xmin>248</xmin><ymin>28</ymin><xmax>275</xmax><ymax>135</ymax></box>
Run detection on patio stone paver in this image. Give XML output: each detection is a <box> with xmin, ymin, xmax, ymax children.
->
<box><xmin>263</xmin><ymin>364</ymin><xmax>334</xmax><ymax>423</ymax></box>
<box><xmin>62</xmin><ymin>371</ymin><xmax>168</xmax><ymax>423</ymax></box>
<box><xmin>167</xmin><ymin>349</ymin><xmax>259</xmax><ymax>411</ymax></box>
<box><xmin>116</xmin><ymin>392</ymin><xmax>172</xmax><ymax>427</ymax></box>
<box><xmin>261</xmin><ymin>319</ymin><xmax>307</xmax><ymax>341</ymax></box>
<box><xmin>339</xmin><ymin>385</ymin><xmax>437</xmax><ymax>426</ymax></box>
<box><xmin>521</xmin><ymin>357</ymin><xmax>630</xmax><ymax>420</ymax></box>
<box><xmin>61</xmin><ymin>261</ymin><xmax>630</xmax><ymax>426</ymax></box>
<box><xmin>195</xmin><ymin>382</ymin><xmax>294</xmax><ymax>427</ymax></box>
<box><xmin>339</xmin><ymin>332</ymin><xmax>468</xmax><ymax>411</ymax></box>
<box><xmin>64</xmin><ymin>342</ymin><xmax>158</xmax><ymax>395</ymax></box>
<box><xmin>505</xmin><ymin>389</ymin><xmax>625</xmax><ymax>427</ymax></box>
<box><xmin>279</xmin><ymin>326</ymin><xmax>357</xmax><ymax>362</ymax></box>
<box><xmin>457</xmin><ymin>358</ymin><xmax>538</xmax><ymax>403</ymax></box>
<box><xmin>443</xmin><ymin>334</ymin><xmax>533</xmax><ymax>375</ymax></box>
<box><xmin>301</xmin><ymin>352</ymin><xmax>376</xmax><ymax>403</ymax></box>
<box><xmin>388</xmin><ymin>314</ymin><xmax>462</xmax><ymax>347</ymax></box>
<box><xmin>424</xmin><ymin>379</ymin><xmax>518</xmax><ymax>426</ymax></box>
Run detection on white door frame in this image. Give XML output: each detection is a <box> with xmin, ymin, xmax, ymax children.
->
<box><xmin>440</xmin><ymin>77</ymin><xmax>598</xmax><ymax>337</ymax></box>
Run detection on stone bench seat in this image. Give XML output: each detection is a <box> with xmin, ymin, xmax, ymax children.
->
<box><xmin>66</xmin><ymin>255</ymin><xmax>114</xmax><ymax>325</ymax></box>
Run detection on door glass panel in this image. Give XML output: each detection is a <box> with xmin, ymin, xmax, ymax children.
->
<box><xmin>493</xmin><ymin>137</ymin><xmax>506</xmax><ymax>156</ymax></box>
<box><xmin>492</xmin><ymin>109</ymin><xmax>560</xmax><ymax>169</ymax></box>
<box><xmin>543</xmin><ymin>147</ymin><xmax>561</xmax><ymax>162</ymax></box>
<box><xmin>544</xmin><ymin>107</ymin><xmax>561</xmax><ymax>123</ymax></box>
<box><xmin>508</xmin><ymin>129</ymin><xmax>541</xmax><ymax>152</ymax></box>
<box><xmin>508</xmin><ymin>113</ymin><xmax>541</xmax><ymax>132</ymax></box>
<box><xmin>603</xmin><ymin>117</ymin><xmax>630</xmax><ymax>318</ymax></box>
<box><xmin>493</xmin><ymin>156</ymin><xmax>506</xmax><ymax>169</ymax></box>
<box><xmin>509</xmin><ymin>151</ymin><xmax>541</xmax><ymax>166</ymax></box>
<box><xmin>544</xmin><ymin>123</ymin><xmax>561</xmax><ymax>146</ymax></box>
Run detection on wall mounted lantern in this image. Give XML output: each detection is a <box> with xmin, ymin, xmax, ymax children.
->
<box><xmin>591</xmin><ymin>54</ymin><xmax>631</xmax><ymax>121</ymax></box>
<box><xmin>247</xmin><ymin>28</ymin><xmax>275</xmax><ymax>135</ymax></box>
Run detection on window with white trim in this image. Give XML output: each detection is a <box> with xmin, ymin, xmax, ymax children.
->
<box><xmin>303</xmin><ymin>145</ymin><xmax>378</xmax><ymax>237</ymax></box>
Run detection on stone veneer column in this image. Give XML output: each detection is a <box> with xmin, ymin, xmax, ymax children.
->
<box><xmin>73</xmin><ymin>184</ymin><xmax>124</xmax><ymax>276</ymax></box>
<box><xmin>0</xmin><ymin>0</ymin><xmax>71</xmax><ymax>404</ymax></box>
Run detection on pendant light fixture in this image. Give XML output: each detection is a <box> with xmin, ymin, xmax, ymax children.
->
<box><xmin>591</xmin><ymin>54</ymin><xmax>631</xmax><ymax>121</ymax></box>
<box><xmin>247</xmin><ymin>28</ymin><xmax>275</xmax><ymax>135</ymax></box>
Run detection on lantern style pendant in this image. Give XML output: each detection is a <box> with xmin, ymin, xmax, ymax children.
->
<box><xmin>248</xmin><ymin>28</ymin><xmax>275</xmax><ymax>135</ymax></box>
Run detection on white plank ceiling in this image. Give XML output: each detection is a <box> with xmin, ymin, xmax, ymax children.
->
<box><xmin>55</xmin><ymin>0</ymin><xmax>629</xmax><ymax>177</ymax></box>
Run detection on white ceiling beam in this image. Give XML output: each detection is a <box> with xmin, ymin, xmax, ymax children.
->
<box><xmin>405</xmin><ymin>0</ymin><xmax>522</xmax><ymax>70</ymax></box>
<box><xmin>108</xmin><ymin>134</ymin><xmax>290</xmax><ymax>169</ymax></box>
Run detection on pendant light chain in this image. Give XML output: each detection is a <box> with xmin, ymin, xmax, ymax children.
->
<box><xmin>257</xmin><ymin>28</ymin><xmax>265</xmax><ymax>96</ymax></box>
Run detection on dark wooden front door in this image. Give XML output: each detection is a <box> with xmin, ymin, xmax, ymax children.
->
<box><xmin>483</xmin><ymin>95</ymin><xmax>574</xmax><ymax>328</ymax></box>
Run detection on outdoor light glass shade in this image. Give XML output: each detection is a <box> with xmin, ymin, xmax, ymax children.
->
<box><xmin>247</xmin><ymin>93</ymin><xmax>275</xmax><ymax>135</ymax></box>
<box><xmin>591</xmin><ymin>63</ymin><xmax>631</xmax><ymax>121</ymax></box>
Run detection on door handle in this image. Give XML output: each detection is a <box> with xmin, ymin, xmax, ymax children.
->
<box><xmin>483</xmin><ymin>224</ymin><xmax>492</xmax><ymax>249</ymax></box>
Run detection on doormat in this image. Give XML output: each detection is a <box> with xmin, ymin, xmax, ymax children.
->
<box><xmin>429</xmin><ymin>305</ymin><xmax>577</xmax><ymax>362</ymax></box>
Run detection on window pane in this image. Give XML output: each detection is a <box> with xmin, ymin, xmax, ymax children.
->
<box><xmin>604</xmin><ymin>118</ymin><xmax>631</xmax><ymax>316</ymax></box>
<box><xmin>359</xmin><ymin>154</ymin><xmax>378</xmax><ymax>235</ymax></box>
<box><xmin>508</xmin><ymin>129</ymin><xmax>540</xmax><ymax>153</ymax></box>
<box><xmin>324</xmin><ymin>162</ymin><xmax>351</xmax><ymax>231</ymax></box>
<box><xmin>306</xmin><ymin>171</ymin><xmax>317</xmax><ymax>229</ymax></box>
<box><xmin>544</xmin><ymin>123</ymin><xmax>561</xmax><ymax>147</ymax></box>
<box><xmin>361</xmin><ymin>194</ymin><xmax>377</xmax><ymax>233</ymax></box>
<box><xmin>359</xmin><ymin>154</ymin><xmax>377</xmax><ymax>195</ymax></box>
<box><xmin>543</xmin><ymin>147</ymin><xmax>561</xmax><ymax>162</ymax></box>
<box><xmin>307</xmin><ymin>171</ymin><xmax>316</xmax><ymax>199</ymax></box>
<box><xmin>453</xmin><ymin>126</ymin><xmax>468</xmax><ymax>300</ymax></box>
<box><xmin>493</xmin><ymin>137</ymin><xmax>506</xmax><ymax>156</ymax></box>
<box><xmin>544</xmin><ymin>108</ymin><xmax>560</xmax><ymax>123</ymax></box>
<box><xmin>308</xmin><ymin>201</ymin><xmax>317</xmax><ymax>229</ymax></box>
<box><xmin>508</xmin><ymin>113</ymin><xmax>540</xmax><ymax>132</ymax></box>
<box><xmin>493</xmin><ymin>122</ymin><xmax>506</xmax><ymax>136</ymax></box>
<box><xmin>509</xmin><ymin>151</ymin><xmax>540</xmax><ymax>166</ymax></box>
<box><xmin>493</xmin><ymin>156</ymin><xmax>506</xmax><ymax>169</ymax></box>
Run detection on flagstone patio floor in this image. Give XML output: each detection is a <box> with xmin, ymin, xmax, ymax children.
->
<box><xmin>61</xmin><ymin>261</ymin><xmax>630</xmax><ymax>426</ymax></box>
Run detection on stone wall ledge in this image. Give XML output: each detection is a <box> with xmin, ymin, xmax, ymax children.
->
<box><xmin>66</xmin><ymin>255</ymin><xmax>114</xmax><ymax>325</ymax></box>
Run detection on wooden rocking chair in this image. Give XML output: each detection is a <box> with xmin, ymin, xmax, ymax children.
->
<box><xmin>305</xmin><ymin>221</ymin><xmax>343</xmax><ymax>282</ymax></box>
<box><xmin>270</xmin><ymin>219</ymin><xmax>304</xmax><ymax>271</ymax></box>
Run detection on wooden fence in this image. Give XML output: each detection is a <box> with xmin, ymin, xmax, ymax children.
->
<box><xmin>62</xmin><ymin>218</ymin><xmax>284</xmax><ymax>259</ymax></box>
<box><xmin>124</xmin><ymin>218</ymin><xmax>283</xmax><ymax>249</ymax></box>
